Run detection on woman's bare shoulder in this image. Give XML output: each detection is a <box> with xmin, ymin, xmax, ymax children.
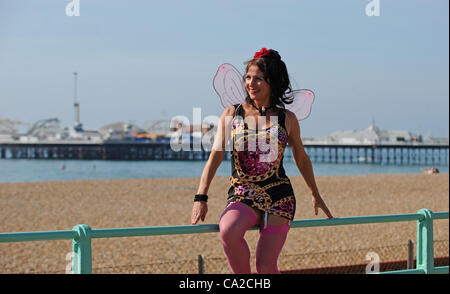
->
<box><xmin>284</xmin><ymin>109</ymin><xmax>299</xmax><ymax>134</ymax></box>
<box><xmin>222</xmin><ymin>105</ymin><xmax>236</xmax><ymax>117</ymax></box>
<box><xmin>284</xmin><ymin>109</ymin><xmax>298</xmax><ymax>121</ymax></box>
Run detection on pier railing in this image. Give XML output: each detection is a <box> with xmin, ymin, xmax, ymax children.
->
<box><xmin>0</xmin><ymin>208</ymin><xmax>448</xmax><ymax>274</ymax></box>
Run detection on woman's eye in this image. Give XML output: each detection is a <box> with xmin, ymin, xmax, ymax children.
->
<box><xmin>245</xmin><ymin>76</ymin><xmax>264</xmax><ymax>83</ymax></box>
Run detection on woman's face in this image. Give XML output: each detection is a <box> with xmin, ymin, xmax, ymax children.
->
<box><xmin>245</xmin><ymin>64</ymin><xmax>271</xmax><ymax>102</ymax></box>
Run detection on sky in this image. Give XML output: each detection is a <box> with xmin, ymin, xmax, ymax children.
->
<box><xmin>0</xmin><ymin>0</ymin><xmax>448</xmax><ymax>138</ymax></box>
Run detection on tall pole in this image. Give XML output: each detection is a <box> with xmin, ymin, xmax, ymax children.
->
<box><xmin>73</xmin><ymin>72</ymin><xmax>80</xmax><ymax>128</ymax></box>
<box><xmin>74</xmin><ymin>72</ymin><xmax>77</xmax><ymax>103</ymax></box>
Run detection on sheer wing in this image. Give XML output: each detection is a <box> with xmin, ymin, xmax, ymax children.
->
<box><xmin>285</xmin><ymin>89</ymin><xmax>315</xmax><ymax>121</ymax></box>
<box><xmin>213</xmin><ymin>63</ymin><xmax>246</xmax><ymax>108</ymax></box>
<box><xmin>213</xmin><ymin>63</ymin><xmax>314</xmax><ymax>119</ymax></box>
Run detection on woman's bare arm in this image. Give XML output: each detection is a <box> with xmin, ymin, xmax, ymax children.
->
<box><xmin>191</xmin><ymin>106</ymin><xmax>235</xmax><ymax>224</ymax></box>
<box><xmin>286</xmin><ymin>110</ymin><xmax>333</xmax><ymax>218</ymax></box>
<box><xmin>196</xmin><ymin>106</ymin><xmax>235</xmax><ymax>194</ymax></box>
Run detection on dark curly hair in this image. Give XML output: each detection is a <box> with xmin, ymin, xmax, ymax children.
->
<box><xmin>244</xmin><ymin>49</ymin><xmax>293</xmax><ymax>109</ymax></box>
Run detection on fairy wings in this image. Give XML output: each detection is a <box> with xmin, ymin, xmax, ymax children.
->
<box><xmin>213</xmin><ymin>63</ymin><xmax>315</xmax><ymax>121</ymax></box>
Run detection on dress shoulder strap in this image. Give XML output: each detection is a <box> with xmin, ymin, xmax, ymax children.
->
<box><xmin>233</xmin><ymin>103</ymin><xmax>245</xmax><ymax>118</ymax></box>
<box><xmin>277</xmin><ymin>107</ymin><xmax>287</xmax><ymax>131</ymax></box>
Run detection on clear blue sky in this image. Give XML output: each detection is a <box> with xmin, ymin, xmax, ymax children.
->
<box><xmin>0</xmin><ymin>0</ymin><xmax>448</xmax><ymax>137</ymax></box>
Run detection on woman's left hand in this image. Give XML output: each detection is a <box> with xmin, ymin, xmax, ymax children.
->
<box><xmin>191</xmin><ymin>201</ymin><xmax>208</xmax><ymax>225</ymax></box>
<box><xmin>311</xmin><ymin>193</ymin><xmax>334</xmax><ymax>219</ymax></box>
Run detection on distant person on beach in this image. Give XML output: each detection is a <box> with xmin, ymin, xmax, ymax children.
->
<box><xmin>191</xmin><ymin>48</ymin><xmax>333</xmax><ymax>274</ymax></box>
<box><xmin>422</xmin><ymin>167</ymin><xmax>440</xmax><ymax>174</ymax></box>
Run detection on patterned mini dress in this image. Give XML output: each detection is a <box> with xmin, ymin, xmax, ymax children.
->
<box><xmin>227</xmin><ymin>104</ymin><xmax>296</xmax><ymax>228</ymax></box>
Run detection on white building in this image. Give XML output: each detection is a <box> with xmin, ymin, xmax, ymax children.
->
<box><xmin>305</xmin><ymin>121</ymin><xmax>424</xmax><ymax>145</ymax></box>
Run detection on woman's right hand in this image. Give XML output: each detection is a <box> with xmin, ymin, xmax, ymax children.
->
<box><xmin>191</xmin><ymin>201</ymin><xmax>208</xmax><ymax>225</ymax></box>
<box><xmin>191</xmin><ymin>107</ymin><xmax>234</xmax><ymax>225</ymax></box>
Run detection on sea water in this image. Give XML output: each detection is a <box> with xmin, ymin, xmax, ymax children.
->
<box><xmin>0</xmin><ymin>159</ymin><xmax>447</xmax><ymax>183</ymax></box>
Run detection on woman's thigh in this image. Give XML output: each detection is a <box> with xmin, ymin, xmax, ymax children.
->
<box><xmin>219</xmin><ymin>202</ymin><xmax>261</xmax><ymax>233</ymax></box>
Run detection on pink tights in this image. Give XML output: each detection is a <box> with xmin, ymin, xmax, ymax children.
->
<box><xmin>219</xmin><ymin>202</ymin><xmax>290</xmax><ymax>274</ymax></box>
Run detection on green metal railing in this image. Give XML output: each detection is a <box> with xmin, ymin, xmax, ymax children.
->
<box><xmin>0</xmin><ymin>208</ymin><xmax>448</xmax><ymax>274</ymax></box>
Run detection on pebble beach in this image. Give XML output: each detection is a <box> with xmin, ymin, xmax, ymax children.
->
<box><xmin>0</xmin><ymin>173</ymin><xmax>448</xmax><ymax>273</ymax></box>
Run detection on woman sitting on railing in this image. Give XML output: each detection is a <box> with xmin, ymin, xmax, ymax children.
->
<box><xmin>191</xmin><ymin>48</ymin><xmax>333</xmax><ymax>274</ymax></box>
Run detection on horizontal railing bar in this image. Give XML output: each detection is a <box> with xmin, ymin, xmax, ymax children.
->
<box><xmin>90</xmin><ymin>213</ymin><xmax>425</xmax><ymax>239</ymax></box>
<box><xmin>380</xmin><ymin>268</ymin><xmax>425</xmax><ymax>274</ymax></box>
<box><xmin>434</xmin><ymin>266</ymin><xmax>449</xmax><ymax>274</ymax></box>
<box><xmin>91</xmin><ymin>224</ymin><xmax>220</xmax><ymax>238</ymax></box>
<box><xmin>433</xmin><ymin>212</ymin><xmax>449</xmax><ymax>220</ymax></box>
<box><xmin>289</xmin><ymin>213</ymin><xmax>424</xmax><ymax>228</ymax></box>
<box><xmin>0</xmin><ymin>211</ymin><xmax>446</xmax><ymax>242</ymax></box>
<box><xmin>0</xmin><ymin>230</ymin><xmax>77</xmax><ymax>243</ymax></box>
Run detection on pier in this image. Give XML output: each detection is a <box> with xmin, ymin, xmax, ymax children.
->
<box><xmin>300</xmin><ymin>144</ymin><xmax>449</xmax><ymax>166</ymax></box>
<box><xmin>0</xmin><ymin>141</ymin><xmax>448</xmax><ymax>166</ymax></box>
<box><xmin>0</xmin><ymin>142</ymin><xmax>208</xmax><ymax>161</ymax></box>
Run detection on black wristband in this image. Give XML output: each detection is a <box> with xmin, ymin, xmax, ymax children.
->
<box><xmin>194</xmin><ymin>194</ymin><xmax>208</xmax><ymax>202</ymax></box>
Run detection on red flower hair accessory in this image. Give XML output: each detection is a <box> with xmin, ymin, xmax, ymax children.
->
<box><xmin>254</xmin><ymin>48</ymin><xmax>271</xmax><ymax>59</ymax></box>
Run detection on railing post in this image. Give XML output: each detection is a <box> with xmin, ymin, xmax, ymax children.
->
<box><xmin>407</xmin><ymin>240</ymin><xmax>414</xmax><ymax>269</ymax></box>
<box><xmin>416</xmin><ymin>209</ymin><xmax>434</xmax><ymax>274</ymax></box>
<box><xmin>198</xmin><ymin>254</ymin><xmax>205</xmax><ymax>274</ymax></box>
<box><xmin>72</xmin><ymin>224</ymin><xmax>92</xmax><ymax>274</ymax></box>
